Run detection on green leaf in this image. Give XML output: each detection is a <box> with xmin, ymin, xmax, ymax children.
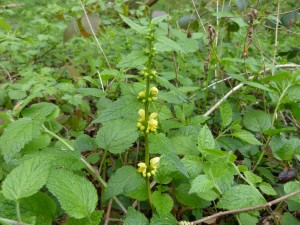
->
<box><xmin>66</xmin><ymin>210</ymin><xmax>104</xmax><ymax>225</ymax></box>
<box><xmin>174</xmin><ymin>183</ymin><xmax>210</xmax><ymax>208</ymax></box>
<box><xmin>21</xmin><ymin>192</ymin><xmax>57</xmax><ymax>225</ymax></box>
<box><xmin>217</xmin><ymin>185</ymin><xmax>266</xmax><ymax>210</ymax></box>
<box><xmin>2</xmin><ymin>157</ymin><xmax>50</xmax><ymax>201</ymax></box>
<box><xmin>103</xmin><ymin>166</ymin><xmax>146</xmax><ymax>201</ymax></box>
<box><xmin>282</xmin><ymin>212</ymin><xmax>300</xmax><ymax>225</ymax></box>
<box><xmin>198</xmin><ymin>124</ymin><xmax>215</xmax><ymax>153</ymax></box>
<box><xmin>155</xmin><ymin>36</ymin><xmax>184</xmax><ymax>52</ymax></box>
<box><xmin>119</xmin><ymin>14</ymin><xmax>148</xmax><ymax>34</ymax></box>
<box><xmin>172</xmin><ymin>135</ymin><xmax>198</xmax><ymax>156</ymax></box>
<box><xmin>21</xmin><ymin>102</ymin><xmax>60</xmax><ymax>121</ymax></box>
<box><xmin>124</xmin><ymin>207</ymin><xmax>149</xmax><ymax>225</ymax></box>
<box><xmin>244</xmin><ymin>171</ymin><xmax>262</xmax><ymax>186</ymax></box>
<box><xmin>149</xmin><ymin>213</ymin><xmax>177</xmax><ymax>225</ymax></box>
<box><xmin>189</xmin><ymin>175</ymin><xmax>215</xmax><ymax>195</ymax></box>
<box><xmin>259</xmin><ymin>182</ymin><xmax>277</xmax><ymax>196</ymax></box>
<box><xmin>46</xmin><ymin>169</ymin><xmax>98</xmax><ymax>219</ymax></box>
<box><xmin>243</xmin><ymin>109</ymin><xmax>272</xmax><ymax>132</ymax></box>
<box><xmin>75</xmin><ymin>134</ymin><xmax>97</xmax><ymax>152</ymax></box>
<box><xmin>0</xmin><ymin>118</ymin><xmax>42</xmax><ymax>161</ymax></box>
<box><xmin>220</xmin><ymin>101</ymin><xmax>232</xmax><ymax>127</ymax></box>
<box><xmin>181</xmin><ymin>155</ymin><xmax>203</xmax><ymax>178</ymax></box>
<box><xmin>232</xmin><ymin>130</ymin><xmax>262</xmax><ymax>145</ymax></box>
<box><xmin>152</xmin><ymin>191</ymin><xmax>174</xmax><ymax>216</ymax></box>
<box><xmin>117</xmin><ymin>50</ymin><xmax>148</xmax><ymax>69</ymax></box>
<box><xmin>284</xmin><ymin>181</ymin><xmax>300</xmax><ymax>204</ymax></box>
<box><xmin>149</xmin><ymin>133</ymin><xmax>189</xmax><ymax>178</ymax></box>
<box><xmin>93</xmin><ymin>96</ymin><xmax>143</xmax><ymax>123</ymax></box>
<box><xmin>95</xmin><ymin>119</ymin><xmax>139</xmax><ymax>154</ymax></box>
<box><xmin>151</xmin><ymin>14</ymin><xmax>169</xmax><ymax>24</ymax></box>
<box><xmin>238</xmin><ymin>213</ymin><xmax>258</xmax><ymax>225</ymax></box>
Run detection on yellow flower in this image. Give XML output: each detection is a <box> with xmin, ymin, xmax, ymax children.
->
<box><xmin>137</xmin><ymin>162</ymin><xmax>147</xmax><ymax>177</ymax></box>
<box><xmin>149</xmin><ymin>112</ymin><xmax>158</xmax><ymax>120</ymax></box>
<box><xmin>148</xmin><ymin>118</ymin><xmax>158</xmax><ymax>132</ymax></box>
<box><xmin>138</xmin><ymin>109</ymin><xmax>145</xmax><ymax>122</ymax></box>
<box><xmin>150</xmin><ymin>87</ymin><xmax>158</xmax><ymax>96</ymax></box>
<box><xmin>150</xmin><ymin>157</ymin><xmax>160</xmax><ymax>171</ymax></box>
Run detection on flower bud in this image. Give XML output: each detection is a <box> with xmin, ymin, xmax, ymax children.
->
<box><xmin>138</xmin><ymin>91</ymin><xmax>145</xmax><ymax>99</ymax></box>
<box><xmin>148</xmin><ymin>98</ymin><xmax>152</xmax><ymax>102</ymax></box>
<box><xmin>140</xmin><ymin>126</ymin><xmax>145</xmax><ymax>131</ymax></box>
<box><xmin>147</xmin><ymin>172</ymin><xmax>151</xmax><ymax>177</ymax></box>
<box><xmin>151</xmin><ymin>97</ymin><xmax>157</xmax><ymax>101</ymax></box>
<box><xmin>137</xmin><ymin>122</ymin><xmax>142</xmax><ymax>128</ymax></box>
<box><xmin>150</xmin><ymin>87</ymin><xmax>158</xmax><ymax>96</ymax></box>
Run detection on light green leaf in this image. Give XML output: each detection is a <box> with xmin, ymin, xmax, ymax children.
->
<box><xmin>198</xmin><ymin>124</ymin><xmax>215</xmax><ymax>153</ymax></box>
<box><xmin>124</xmin><ymin>207</ymin><xmax>149</xmax><ymax>225</ymax></box>
<box><xmin>217</xmin><ymin>185</ymin><xmax>266</xmax><ymax>210</ymax></box>
<box><xmin>0</xmin><ymin>118</ymin><xmax>42</xmax><ymax>161</ymax></box>
<box><xmin>93</xmin><ymin>96</ymin><xmax>143</xmax><ymax>123</ymax></box>
<box><xmin>220</xmin><ymin>101</ymin><xmax>232</xmax><ymax>127</ymax></box>
<box><xmin>149</xmin><ymin>213</ymin><xmax>177</xmax><ymax>225</ymax></box>
<box><xmin>21</xmin><ymin>102</ymin><xmax>60</xmax><ymax>121</ymax></box>
<box><xmin>243</xmin><ymin>109</ymin><xmax>272</xmax><ymax>132</ymax></box>
<box><xmin>117</xmin><ymin>50</ymin><xmax>148</xmax><ymax>69</ymax></box>
<box><xmin>282</xmin><ymin>212</ymin><xmax>300</xmax><ymax>225</ymax></box>
<box><xmin>21</xmin><ymin>192</ymin><xmax>57</xmax><ymax>225</ymax></box>
<box><xmin>149</xmin><ymin>133</ymin><xmax>189</xmax><ymax>178</ymax></box>
<box><xmin>259</xmin><ymin>182</ymin><xmax>277</xmax><ymax>196</ymax></box>
<box><xmin>152</xmin><ymin>191</ymin><xmax>174</xmax><ymax>216</ymax></box>
<box><xmin>66</xmin><ymin>210</ymin><xmax>104</xmax><ymax>225</ymax></box>
<box><xmin>284</xmin><ymin>181</ymin><xmax>300</xmax><ymax>204</ymax></box>
<box><xmin>75</xmin><ymin>134</ymin><xmax>97</xmax><ymax>152</ymax></box>
<box><xmin>189</xmin><ymin>175</ymin><xmax>215</xmax><ymax>195</ymax></box>
<box><xmin>155</xmin><ymin>36</ymin><xmax>184</xmax><ymax>52</ymax></box>
<box><xmin>238</xmin><ymin>213</ymin><xmax>258</xmax><ymax>225</ymax></box>
<box><xmin>103</xmin><ymin>166</ymin><xmax>146</xmax><ymax>201</ymax></box>
<box><xmin>46</xmin><ymin>169</ymin><xmax>98</xmax><ymax>219</ymax></box>
<box><xmin>174</xmin><ymin>183</ymin><xmax>210</xmax><ymax>208</ymax></box>
<box><xmin>119</xmin><ymin>14</ymin><xmax>148</xmax><ymax>34</ymax></box>
<box><xmin>232</xmin><ymin>130</ymin><xmax>262</xmax><ymax>145</ymax></box>
<box><xmin>244</xmin><ymin>171</ymin><xmax>262</xmax><ymax>186</ymax></box>
<box><xmin>151</xmin><ymin>14</ymin><xmax>169</xmax><ymax>24</ymax></box>
<box><xmin>172</xmin><ymin>136</ymin><xmax>198</xmax><ymax>155</ymax></box>
<box><xmin>2</xmin><ymin>157</ymin><xmax>50</xmax><ymax>201</ymax></box>
<box><xmin>95</xmin><ymin>119</ymin><xmax>139</xmax><ymax>154</ymax></box>
<box><xmin>181</xmin><ymin>155</ymin><xmax>203</xmax><ymax>178</ymax></box>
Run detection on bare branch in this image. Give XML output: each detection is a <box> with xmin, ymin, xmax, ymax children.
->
<box><xmin>191</xmin><ymin>189</ymin><xmax>300</xmax><ymax>224</ymax></box>
<box><xmin>0</xmin><ymin>4</ymin><xmax>25</xmax><ymax>9</ymax></box>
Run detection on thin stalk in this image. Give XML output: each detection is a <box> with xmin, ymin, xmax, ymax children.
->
<box><xmin>42</xmin><ymin>125</ymin><xmax>128</xmax><ymax>214</ymax></box>
<box><xmin>272</xmin><ymin>0</ymin><xmax>280</xmax><ymax>70</ymax></box>
<box><xmin>0</xmin><ymin>217</ymin><xmax>31</xmax><ymax>225</ymax></box>
<box><xmin>16</xmin><ymin>200</ymin><xmax>22</xmax><ymax>222</ymax></box>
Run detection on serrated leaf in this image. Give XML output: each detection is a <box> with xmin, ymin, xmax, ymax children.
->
<box><xmin>119</xmin><ymin>14</ymin><xmax>148</xmax><ymax>34</ymax></box>
<box><xmin>0</xmin><ymin>118</ymin><xmax>42</xmax><ymax>161</ymax></box>
<box><xmin>152</xmin><ymin>191</ymin><xmax>173</xmax><ymax>216</ymax></box>
<box><xmin>95</xmin><ymin>119</ymin><xmax>139</xmax><ymax>154</ymax></box>
<box><xmin>232</xmin><ymin>130</ymin><xmax>262</xmax><ymax>145</ymax></box>
<box><xmin>75</xmin><ymin>134</ymin><xmax>97</xmax><ymax>152</ymax></box>
<box><xmin>149</xmin><ymin>133</ymin><xmax>189</xmax><ymax>178</ymax></box>
<box><xmin>189</xmin><ymin>175</ymin><xmax>215</xmax><ymax>195</ymax></box>
<box><xmin>93</xmin><ymin>96</ymin><xmax>143</xmax><ymax>123</ymax></box>
<box><xmin>243</xmin><ymin>109</ymin><xmax>272</xmax><ymax>132</ymax></box>
<box><xmin>259</xmin><ymin>182</ymin><xmax>277</xmax><ymax>196</ymax></box>
<box><xmin>244</xmin><ymin>171</ymin><xmax>262</xmax><ymax>186</ymax></box>
<box><xmin>66</xmin><ymin>210</ymin><xmax>104</xmax><ymax>225</ymax></box>
<box><xmin>21</xmin><ymin>102</ymin><xmax>60</xmax><ymax>121</ymax></box>
<box><xmin>124</xmin><ymin>207</ymin><xmax>149</xmax><ymax>225</ymax></box>
<box><xmin>46</xmin><ymin>169</ymin><xmax>98</xmax><ymax>219</ymax></box>
<box><xmin>238</xmin><ymin>213</ymin><xmax>258</xmax><ymax>225</ymax></box>
<box><xmin>172</xmin><ymin>136</ymin><xmax>198</xmax><ymax>155</ymax></box>
<box><xmin>2</xmin><ymin>157</ymin><xmax>50</xmax><ymax>201</ymax></box>
<box><xmin>284</xmin><ymin>181</ymin><xmax>300</xmax><ymax>203</ymax></box>
<box><xmin>282</xmin><ymin>212</ymin><xmax>300</xmax><ymax>225</ymax></box>
<box><xmin>103</xmin><ymin>166</ymin><xmax>146</xmax><ymax>201</ymax></box>
<box><xmin>151</xmin><ymin>14</ymin><xmax>169</xmax><ymax>24</ymax></box>
<box><xmin>181</xmin><ymin>155</ymin><xmax>203</xmax><ymax>178</ymax></box>
<box><xmin>21</xmin><ymin>192</ymin><xmax>57</xmax><ymax>225</ymax></box>
<box><xmin>198</xmin><ymin>124</ymin><xmax>215</xmax><ymax>153</ymax></box>
<box><xmin>175</xmin><ymin>183</ymin><xmax>210</xmax><ymax>208</ymax></box>
<box><xmin>220</xmin><ymin>101</ymin><xmax>232</xmax><ymax>127</ymax></box>
<box><xmin>217</xmin><ymin>185</ymin><xmax>266</xmax><ymax>210</ymax></box>
<box><xmin>117</xmin><ymin>50</ymin><xmax>148</xmax><ymax>69</ymax></box>
<box><xmin>150</xmin><ymin>213</ymin><xmax>177</xmax><ymax>225</ymax></box>
<box><xmin>155</xmin><ymin>36</ymin><xmax>184</xmax><ymax>52</ymax></box>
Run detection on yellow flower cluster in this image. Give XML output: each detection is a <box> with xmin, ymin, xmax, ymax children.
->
<box><xmin>137</xmin><ymin>109</ymin><xmax>158</xmax><ymax>132</ymax></box>
<box><xmin>137</xmin><ymin>86</ymin><xmax>158</xmax><ymax>102</ymax></box>
<box><xmin>137</xmin><ymin>157</ymin><xmax>160</xmax><ymax>177</ymax></box>
<box><xmin>139</xmin><ymin>68</ymin><xmax>158</xmax><ymax>80</ymax></box>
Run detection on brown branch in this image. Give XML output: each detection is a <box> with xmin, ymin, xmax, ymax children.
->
<box><xmin>191</xmin><ymin>189</ymin><xmax>300</xmax><ymax>225</ymax></box>
<box><xmin>0</xmin><ymin>4</ymin><xmax>25</xmax><ymax>9</ymax></box>
<box><xmin>104</xmin><ymin>199</ymin><xmax>113</xmax><ymax>225</ymax></box>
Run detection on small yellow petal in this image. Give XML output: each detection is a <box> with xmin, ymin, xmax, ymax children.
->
<box><xmin>138</xmin><ymin>109</ymin><xmax>145</xmax><ymax>122</ymax></box>
<box><xmin>149</xmin><ymin>112</ymin><xmax>158</xmax><ymax>120</ymax></box>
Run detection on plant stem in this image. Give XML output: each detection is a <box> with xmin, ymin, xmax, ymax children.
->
<box><xmin>16</xmin><ymin>200</ymin><xmax>22</xmax><ymax>222</ymax></box>
<box><xmin>42</xmin><ymin>125</ymin><xmax>128</xmax><ymax>214</ymax></box>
